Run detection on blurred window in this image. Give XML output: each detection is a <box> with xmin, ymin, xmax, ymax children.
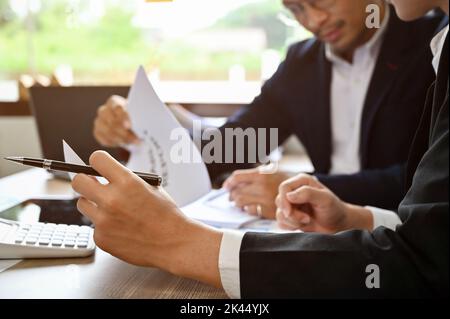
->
<box><xmin>0</xmin><ymin>0</ymin><xmax>311</xmax><ymax>85</ymax></box>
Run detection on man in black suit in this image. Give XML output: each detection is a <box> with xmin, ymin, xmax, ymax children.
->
<box><xmin>92</xmin><ymin>1</ymin><xmax>443</xmax><ymax>218</ymax></box>
<box><xmin>72</xmin><ymin>0</ymin><xmax>448</xmax><ymax>298</ymax></box>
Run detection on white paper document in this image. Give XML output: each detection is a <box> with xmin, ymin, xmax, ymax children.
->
<box><xmin>181</xmin><ymin>189</ymin><xmax>260</xmax><ymax>229</ymax></box>
<box><xmin>63</xmin><ymin>140</ymin><xmax>86</xmax><ymax>180</ymax></box>
<box><xmin>126</xmin><ymin>66</ymin><xmax>211</xmax><ymax>206</ymax></box>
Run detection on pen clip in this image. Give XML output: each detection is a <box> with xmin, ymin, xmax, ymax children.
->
<box><xmin>43</xmin><ymin>159</ymin><xmax>52</xmax><ymax>170</ymax></box>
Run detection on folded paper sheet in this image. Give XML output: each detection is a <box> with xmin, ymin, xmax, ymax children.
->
<box><xmin>126</xmin><ymin>66</ymin><xmax>211</xmax><ymax>206</ymax></box>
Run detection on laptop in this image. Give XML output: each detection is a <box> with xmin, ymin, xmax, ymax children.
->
<box><xmin>29</xmin><ymin>86</ymin><xmax>130</xmax><ymax>179</ymax></box>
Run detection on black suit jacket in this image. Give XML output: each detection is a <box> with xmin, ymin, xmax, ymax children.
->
<box><xmin>239</xmin><ymin>34</ymin><xmax>449</xmax><ymax>298</ymax></box>
<box><xmin>206</xmin><ymin>9</ymin><xmax>444</xmax><ymax>209</ymax></box>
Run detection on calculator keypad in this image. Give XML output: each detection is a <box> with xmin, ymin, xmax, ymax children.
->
<box><xmin>13</xmin><ymin>223</ymin><xmax>92</xmax><ymax>249</ymax></box>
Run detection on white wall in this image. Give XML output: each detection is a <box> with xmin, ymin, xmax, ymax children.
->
<box><xmin>0</xmin><ymin>116</ymin><xmax>42</xmax><ymax>178</ymax></box>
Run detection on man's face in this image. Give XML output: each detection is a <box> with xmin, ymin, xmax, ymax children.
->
<box><xmin>283</xmin><ymin>0</ymin><xmax>379</xmax><ymax>54</ymax></box>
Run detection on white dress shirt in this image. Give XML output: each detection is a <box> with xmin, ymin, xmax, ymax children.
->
<box><xmin>431</xmin><ymin>25</ymin><xmax>449</xmax><ymax>74</ymax></box>
<box><xmin>328</xmin><ymin>7</ymin><xmax>390</xmax><ymax>174</ymax></box>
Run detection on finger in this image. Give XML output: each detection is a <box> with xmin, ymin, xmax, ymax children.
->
<box><xmin>123</xmin><ymin>129</ymin><xmax>140</xmax><ymax>144</ymax></box>
<box><xmin>232</xmin><ymin>193</ymin><xmax>263</xmax><ymax>209</ymax></box>
<box><xmin>95</xmin><ymin>124</ymin><xmax>122</xmax><ymax>146</ymax></box>
<box><xmin>72</xmin><ymin>173</ymin><xmax>105</xmax><ymax>204</ymax></box>
<box><xmin>106</xmin><ymin>95</ymin><xmax>126</xmax><ymax>109</ymax></box>
<box><xmin>107</xmin><ymin>95</ymin><xmax>131</xmax><ymax>128</ymax></box>
<box><xmin>94</xmin><ymin>119</ymin><xmax>121</xmax><ymax>147</ymax></box>
<box><xmin>95</xmin><ymin>117</ymin><xmax>138</xmax><ymax>146</ymax></box>
<box><xmin>297</xmin><ymin>222</ymin><xmax>317</xmax><ymax>233</ymax></box>
<box><xmin>223</xmin><ymin>168</ymin><xmax>260</xmax><ymax>189</ymax></box>
<box><xmin>111</xmin><ymin>103</ymin><xmax>131</xmax><ymax>127</ymax></box>
<box><xmin>97</xmin><ymin>104</ymin><xmax>118</xmax><ymax>127</ymax></box>
<box><xmin>278</xmin><ymin>174</ymin><xmax>323</xmax><ymax>196</ymax></box>
<box><xmin>288</xmin><ymin>209</ymin><xmax>312</xmax><ymax>225</ymax></box>
<box><xmin>113</xmin><ymin>126</ymin><xmax>138</xmax><ymax>145</ymax></box>
<box><xmin>89</xmin><ymin>150</ymin><xmax>131</xmax><ymax>183</ymax></box>
<box><xmin>243</xmin><ymin>205</ymin><xmax>258</xmax><ymax>216</ymax></box>
<box><xmin>77</xmin><ymin>197</ymin><xmax>101</xmax><ymax>222</ymax></box>
<box><xmin>107</xmin><ymin>98</ymin><xmax>139</xmax><ymax>144</ymax></box>
<box><xmin>229</xmin><ymin>184</ymin><xmax>263</xmax><ymax>201</ymax></box>
<box><xmin>275</xmin><ymin>194</ymin><xmax>282</xmax><ymax>208</ymax></box>
<box><xmin>276</xmin><ymin>209</ymin><xmax>299</xmax><ymax>230</ymax></box>
<box><xmin>94</xmin><ymin>128</ymin><xmax>115</xmax><ymax>147</ymax></box>
<box><xmin>278</xmin><ymin>174</ymin><xmax>321</xmax><ymax>216</ymax></box>
<box><xmin>286</xmin><ymin>186</ymin><xmax>329</xmax><ymax>206</ymax></box>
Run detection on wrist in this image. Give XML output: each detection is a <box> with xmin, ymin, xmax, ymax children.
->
<box><xmin>164</xmin><ymin>219</ymin><xmax>223</xmax><ymax>288</ymax></box>
<box><xmin>343</xmin><ymin>203</ymin><xmax>374</xmax><ymax>231</ymax></box>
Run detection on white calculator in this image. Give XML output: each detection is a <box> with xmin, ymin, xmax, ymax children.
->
<box><xmin>0</xmin><ymin>217</ymin><xmax>95</xmax><ymax>259</ymax></box>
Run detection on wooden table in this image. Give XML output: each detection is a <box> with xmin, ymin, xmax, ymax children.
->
<box><xmin>0</xmin><ymin>169</ymin><xmax>227</xmax><ymax>298</ymax></box>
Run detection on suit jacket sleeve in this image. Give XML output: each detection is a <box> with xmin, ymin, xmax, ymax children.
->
<box><xmin>239</xmin><ymin>37</ymin><xmax>449</xmax><ymax>298</ymax></box>
<box><xmin>314</xmin><ymin>164</ymin><xmax>405</xmax><ymax>210</ymax></box>
<box><xmin>240</xmin><ymin>130</ymin><xmax>448</xmax><ymax>297</ymax></box>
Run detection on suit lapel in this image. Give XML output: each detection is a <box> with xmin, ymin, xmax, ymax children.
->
<box><xmin>313</xmin><ymin>45</ymin><xmax>333</xmax><ymax>173</ymax></box>
<box><xmin>430</xmin><ymin>34</ymin><xmax>449</xmax><ymax>137</ymax></box>
<box><xmin>406</xmin><ymin>33</ymin><xmax>448</xmax><ymax>188</ymax></box>
<box><xmin>359</xmin><ymin>11</ymin><xmax>411</xmax><ymax>166</ymax></box>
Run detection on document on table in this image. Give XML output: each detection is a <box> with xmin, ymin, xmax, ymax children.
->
<box><xmin>181</xmin><ymin>189</ymin><xmax>259</xmax><ymax>229</ymax></box>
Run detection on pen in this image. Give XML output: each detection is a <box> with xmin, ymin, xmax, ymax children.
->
<box><xmin>4</xmin><ymin>156</ymin><xmax>162</xmax><ymax>187</ymax></box>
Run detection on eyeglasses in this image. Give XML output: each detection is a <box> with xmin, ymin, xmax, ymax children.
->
<box><xmin>283</xmin><ymin>0</ymin><xmax>337</xmax><ymax>21</ymax></box>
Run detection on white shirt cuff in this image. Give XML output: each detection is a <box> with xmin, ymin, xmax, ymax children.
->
<box><xmin>218</xmin><ymin>230</ymin><xmax>245</xmax><ymax>299</ymax></box>
<box><xmin>366</xmin><ymin>206</ymin><xmax>402</xmax><ymax>231</ymax></box>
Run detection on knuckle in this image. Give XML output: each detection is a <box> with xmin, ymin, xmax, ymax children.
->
<box><xmin>121</xmin><ymin>174</ymin><xmax>136</xmax><ymax>188</ymax></box>
<box><xmin>72</xmin><ymin>174</ymin><xmax>83</xmax><ymax>191</ymax></box>
<box><xmin>300</xmin><ymin>186</ymin><xmax>312</xmax><ymax>197</ymax></box>
<box><xmin>323</xmin><ymin>192</ymin><xmax>334</xmax><ymax>205</ymax></box>
<box><xmin>97</xmin><ymin>104</ymin><xmax>108</xmax><ymax>116</ymax></box>
<box><xmin>107</xmin><ymin>95</ymin><xmax>118</xmax><ymax>106</ymax></box>
<box><xmin>103</xmin><ymin>195</ymin><xmax>119</xmax><ymax>210</ymax></box>
<box><xmin>279</xmin><ymin>181</ymin><xmax>288</xmax><ymax>193</ymax></box>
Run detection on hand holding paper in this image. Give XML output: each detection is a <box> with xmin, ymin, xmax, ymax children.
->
<box><xmin>65</xmin><ymin>66</ymin><xmax>264</xmax><ymax>229</ymax></box>
<box><xmin>125</xmin><ymin>66</ymin><xmax>211</xmax><ymax>206</ymax></box>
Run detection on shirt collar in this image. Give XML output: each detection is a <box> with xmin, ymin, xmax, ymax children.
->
<box><xmin>325</xmin><ymin>4</ymin><xmax>390</xmax><ymax>65</ymax></box>
<box><xmin>431</xmin><ymin>25</ymin><xmax>449</xmax><ymax>74</ymax></box>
